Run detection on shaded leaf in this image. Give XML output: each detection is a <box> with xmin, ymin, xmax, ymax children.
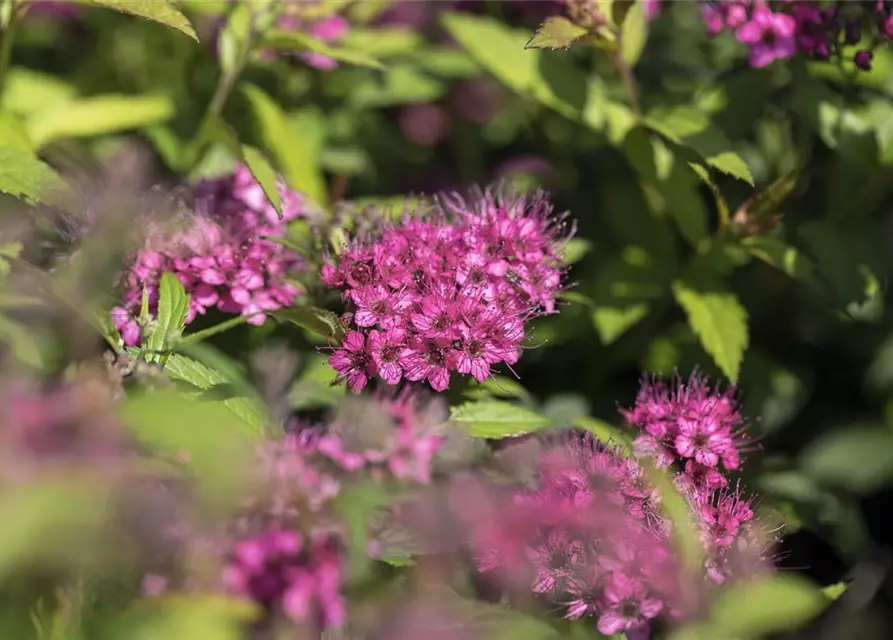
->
<box><xmin>592</xmin><ymin>304</ymin><xmax>650</xmax><ymax>345</ymax></box>
<box><xmin>645</xmin><ymin>106</ymin><xmax>753</xmax><ymax>184</ymax></box>
<box><xmin>268</xmin><ymin>306</ymin><xmax>345</xmax><ymax>344</ymax></box>
<box><xmin>672</xmin><ymin>279</ymin><xmax>749</xmax><ymax>381</ymax></box>
<box><xmin>525</xmin><ymin>16</ymin><xmax>588</xmax><ymax>51</ymax></box>
<box><xmin>801</xmin><ymin>424</ymin><xmax>893</xmax><ymax>493</ymax></box>
<box><xmin>441</xmin><ymin>12</ymin><xmax>585</xmax><ymax>120</ymax></box>
<box><xmin>732</xmin><ymin>169</ymin><xmax>800</xmax><ymax>237</ymax></box>
<box><xmin>450</xmin><ymin>401</ymin><xmax>550</xmax><ymax>438</ymax></box>
<box><xmin>561</xmin><ymin>238</ymin><xmax>592</xmax><ymax>265</ymax></box>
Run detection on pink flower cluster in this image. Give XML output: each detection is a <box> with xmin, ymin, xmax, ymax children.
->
<box><xmin>703</xmin><ymin>1</ymin><xmax>893</xmax><ymax>70</ymax></box>
<box><xmin>308</xmin><ymin>390</ymin><xmax>446</xmax><ymax>484</ymax></box>
<box><xmin>450</xmin><ymin>374</ymin><xmax>775</xmax><ymax>636</ymax></box>
<box><xmin>112</xmin><ymin>165</ymin><xmax>306</xmax><ymax>346</ymax></box>
<box><xmin>324</xmin><ymin>190</ymin><xmax>572</xmax><ymax>392</ymax></box>
<box><xmin>223</xmin><ymin>527</ymin><xmax>345</xmax><ymax>629</ymax></box>
<box><xmin>621</xmin><ymin>372</ymin><xmax>750</xmax><ymax>501</ymax></box>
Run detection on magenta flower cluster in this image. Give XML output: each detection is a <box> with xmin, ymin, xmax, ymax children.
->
<box><xmin>112</xmin><ymin>165</ymin><xmax>306</xmax><ymax>346</ymax></box>
<box><xmin>703</xmin><ymin>0</ymin><xmax>893</xmax><ymax>70</ymax></box>
<box><xmin>143</xmin><ymin>391</ymin><xmax>447</xmax><ymax>631</ymax></box>
<box><xmin>310</xmin><ymin>390</ymin><xmax>446</xmax><ymax>484</ymax></box>
<box><xmin>223</xmin><ymin>527</ymin><xmax>344</xmax><ymax>629</ymax></box>
<box><xmin>323</xmin><ymin>190</ymin><xmax>572</xmax><ymax>393</ymax></box>
<box><xmin>452</xmin><ymin>374</ymin><xmax>774</xmax><ymax>637</ymax></box>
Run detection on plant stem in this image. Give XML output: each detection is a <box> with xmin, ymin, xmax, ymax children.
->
<box><xmin>0</xmin><ymin>0</ymin><xmax>23</xmax><ymax>98</ymax></box>
<box><xmin>612</xmin><ymin>51</ymin><xmax>642</xmax><ymax>118</ymax></box>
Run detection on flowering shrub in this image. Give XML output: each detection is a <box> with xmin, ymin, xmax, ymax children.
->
<box><xmin>1</xmin><ymin>0</ymin><xmax>893</xmax><ymax>639</ymax></box>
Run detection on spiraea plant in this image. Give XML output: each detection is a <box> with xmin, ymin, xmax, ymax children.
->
<box><xmin>0</xmin><ymin>0</ymin><xmax>891</xmax><ymax>639</ymax></box>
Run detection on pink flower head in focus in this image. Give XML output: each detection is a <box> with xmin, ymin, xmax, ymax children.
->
<box><xmin>323</xmin><ymin>188</ymin><xmax>574</xmax><ymax>392</ymax></box>
<box><xmin>736</xmin><ymin>5</ymin><xmax>797</xmax><ymax>67</ymax></box>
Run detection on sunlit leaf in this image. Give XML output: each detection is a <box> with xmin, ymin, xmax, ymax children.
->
<box><xmin>242</xmin><ymin>84</ymin><xmax>327</xmax><ymax>210</ymax></box>
<box><xmin>672</xmin><ymin>279</ymin><xmax>749</xmax><ymax>381</ymax></box>
<box><xmin>525</xmin><ymin>16</ymin><xmax>588</xmax><ymax>51</ymax></box>
<box><xmin>268</xmin><ymin>306</ymin><xmax>345</xmax><ymax>344</ymax></box>
<box><xmin>450</xmin><ymin>401</ymin><xmax>550</xmax><ymax>438</ymax></box>
<box><xmin>145</xmin><ymin>273</ymin><xmax>189</xmax><ymax>365</ymax></box>
<box><xmin>0</xmin><ymin>147</ymin><xmax>65</xmax><ymax>206</ymax></box>
<box><xmin>26</xmin><ymin>94</ymin><xmax>174</xmax><ymax>149</ymax></box>
<box><xmin>240</xmin><ymin>144</ymin><xmax>282</xmax><ymax>217</ymax></box>
<box><xmin>79</xmin><ymin>0</ymin><xmax>198</xmax><ymax>41</ymax></box>
<box><xmin>620</xmin><ymin>0</ymin><xmax>648</xmax><ymax>67</ymax></box>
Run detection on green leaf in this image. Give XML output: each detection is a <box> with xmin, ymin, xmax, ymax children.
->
<box><xmin>415</xmin><ymin>47</ymin><xmax>481</xmax><ymax>78</ymax></box>
<box><xmin>610</xmin><ymin>0</ymin><xmax>635</xmax><ymax>25</ymax></box>
<box><xmin>464</xmin><ymin>376</ymin><xmax>531</xmax><ymax>402</ymax></box>
<box><xmin>591</xmin><ymin>304</ymin><xmax>650</xmax><ymax>345</ymax></box>
<box><xmin>109</xmin><ymin>594</ymin><xmax>259</xmax><ymax>640</ymax></box>
<box><xmin>742</xmin><ymin>236</ymin><xmax>816</xmax><ymax>282</ymax></box>
<box><xmin>261</xmin><ymin>29</ymin><xmax>385</xmax><ymax>69</ymax></box>
<box><xmin>79</xmin><ymin>0</ymin><xmax>198</xmax><ymax>41</ymax></box>
<box><xmin>0</xmin><ymin>69</ymin><xmax>77</xmax><ymax>116</ymax></box>
<box><xmin>26</xmin><ymin>94</ymin><xmax>174</xmax><ymax>149</ymax></box>
<box><xmin>672</xmin><ymin>575</ymin><xmax>826</xmax><ymax>640</ymax></box>
<box><xmin>561</xmin><ymin>238</ymin><xmax>592</xmax><ymax>265</ymax></box>
<box><xmin>163</xmin><ymin>353</ymin><xmax>269</xmax><ymax>435</ymax></box>
<box><xmin>0</xmin><ymin>314</ymin><xmax>43</xmax><ymax>367</ymax></box>
<box><xmin>620</xmin><ymin>0</ymin><xmax>648</xmax><ymax>67</ymax></box>
<box><xmin>122</xmin><ymin>390</ymin><xmax>262</xmax><ymax>506</ymax></box>
<box><xmin>623</xmin><ymin>128</ymin><xmax>709</xmax><ymax>247</ymax></box>
<box><xmin>242</xmin><ymin>83</ymin><xmax>327</xmax><ymax>210</ymax></box>
<box><xmin>441</xmin><ymin>12</ymin><xmax>586</xmax><ymax>121</ymax></box>
<box><xmin>217</xmin><ymin>1</ymin><xmax>252</xmax><ymax>78</ymax></box>
<box><xmin>0</xmin><ymin>147</ymin><xmax>66</xmax><ymax>206</ymax></box>
<box><xmin>0</xmin><ymin>479</ymin><xmax>108</xmax><ymax>582</ymax></box>
<box><xmin>450</xmin><ymin>400</ymin><xmax>550</xmax><ymax>438</ymax></box>
<box><xmin>287</xmin><ymin>353</ymin><xmax>345</xmax><ymax>410</ymax></box>
<box><xmin>347</xmin><ymin>65</ymin><xmax>446</xmax><ymax>108</ymax></box>
<box><xmin>672</xmin><ymin>279</ymin><xmax>749</xmax><ymax>381</ymax></box>
<box><xmin>798</xmin><ymin>222</ymin><xmax>883</xmax><ymax>317</ymax></box>
<box><xmin>525</xmin><ymin>16</ymin><xmax>588</xmax><ymax>51</ymax></box>
<box><xmin>645</xmin><ymin>106</ymin><xmax>754</xmax><ymax>185</ymax></box>
<box><xmin>590</xmin><ymin>246</ymin><xmax>671</xmax><ymax>345</ymax></box>
<box><xmin>268</xmin><ymin>306</ymin><xmax>345</xmax><ymax>344</ymax></box>
<box><xmin>643</xmin><ymin>461</ymin><xmax>704</xmax><ymax>572</ymax></box>
<box><xmin>341</xmin><ymin>27</ymin><xmax>424</xmax><ymax>57</ymax></box>
<box><xmin>240</xmin><ymin>144</ymin><xmax>282</xmax><ymax>218</ymax></box>
<box><xmin>801</xmin><ymin>424</ymin><xmax>893</xmax><ymax>493</ymax></box>
<box><xmin>574</xmin><ymin>416</ymin><xmax>632</xmax><ymax>450</ymax></box>
<box><xmin>0</xmin><ymin>111</ymin><xmax>33</xmax><ymax>152</ymax></box>
<box><xmin>145</xmin><ymin>273</ymin><xmax>189</xmax><ymax>365</ymax></box>
<box><xmin>822</xmin><ymin>582</ymin><xmax>847</xmax><ymax>601</ymax></box>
